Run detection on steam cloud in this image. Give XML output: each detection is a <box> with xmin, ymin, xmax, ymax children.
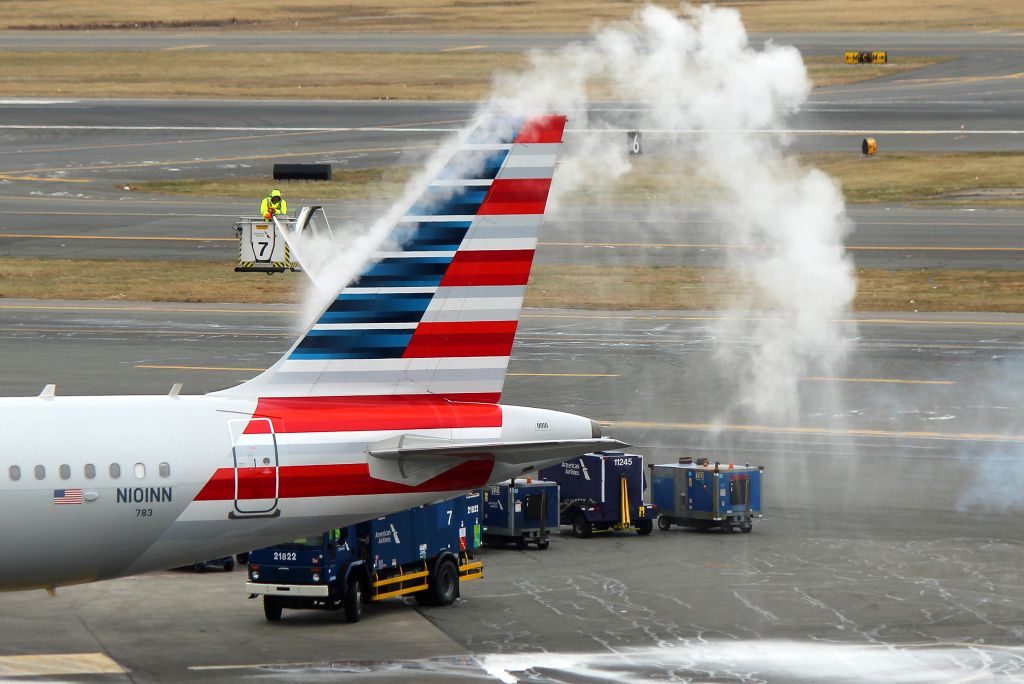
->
<box><xmin>293</xmin><ymin>4</ymin><xmax>857</xmax><ymax>423</ymax></box>
<box><xmin>490</xmin><ymin>3</ymin><xmax>856</xmax><ymax>423</ymax></box>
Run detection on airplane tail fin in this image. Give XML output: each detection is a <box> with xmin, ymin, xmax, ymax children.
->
<box><xmin>217</xmin><ymin>114</ymin><xmax>566</xmax><ymax>401</ymax></box>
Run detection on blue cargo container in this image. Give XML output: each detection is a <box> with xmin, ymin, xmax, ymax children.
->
<box><xmin>651</xmin><ymin>460</ymin><xmax>764</xmax><ymax>533</ymax></box>
<box><xmin>246</xmin><ymin>493</ymin><xmax>483</xmax><ymax>623</ymax></box>
<box><xmin>482</xmin><ymin>479</ymin><xmax>559</xmax><ymax>549</ymax></box>
<box><xmin>539</xmin><ymin>452</ymin><xmax>655</xmax><ymax>537</ymax></box>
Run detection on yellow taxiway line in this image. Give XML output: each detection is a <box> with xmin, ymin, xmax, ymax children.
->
<box><xmin>601</xmin><ymin>420</ymin><xmax>1024</xmax><ymax>444</ymax></box>
<box><xmin>0</xmin><ymin>232</ymin><xmax>233</xmax><ymax>242</ymax></box>
<box><xmin>135</xmin><ymin>365</ymin><xmax>618</xmax><ymax>377</ymax></box>
<box><xmin>2</xmin><ymin>303</ymin><xmax>1023</xmax><ymax>329</ymax></box>
<box><xmin>161</xmin><ymin>44</ymin><xmax>210</xmax><ymax>51</ymax></box>
<box><xmin>0</xmin><ymin>174</ymin><xmax>91</xmax><ymax>183</ymax></box>
<box><xmin>0</xmin><ymin>653</ymin><xmax>124</xmax><ymax>677</ymax></box>
<box><xmin>804</xmin><ymin>377</ymin><xmax>956</xmax><ymax>385</ymax></box>
<box><xmin>440</xmin><ymin>44</ymin><xmax>487</xmax><ymax>52</ymax></box>
<box><xmin>508</xmin><ymin>372</ymin><xmax>619</xmax><ymax>377</ymax></box>
<box><xmin>539</xmin><ymin>241</ymin><xmax>1024</xmax><ymax>252</ymax></box>
<box><xmin>135</xmin><ymin>364</ymin><xmax>266</xmax><ymax>372</ymax></box>
<box><xmin>0</xmin><ymin>303</ymin><xmax>292</xmax><ymax>314</ymax></box>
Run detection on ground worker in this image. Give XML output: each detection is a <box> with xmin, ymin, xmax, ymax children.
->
<box><xmin>259</xmin><ymin>189</ymin><xmax>288</xmax><ymax>219</ymax></box>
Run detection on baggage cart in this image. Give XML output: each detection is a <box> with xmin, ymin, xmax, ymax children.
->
<box><xmin>539</xmin><ymin>452</ymin><xmax>655</xmax><ymax>537</ymax></box>
<box><xmin>651</xmin><ymin>459</ymin><xmax>764</xmax><ymax>533</ymax></box>
<box><xmin>482</xmin><ymin>479</ymin><xmax>559</xmax><ymax>550</ymax></box>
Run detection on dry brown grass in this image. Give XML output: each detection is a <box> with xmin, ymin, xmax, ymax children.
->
<box><xmin>133</xmin><ymin>168</ymin><xmax>410</xmax><ymax>202</ymax></box>
<box><xmin>0</xmin><ymin>258</ymin><xmax>301</xmax><ymax>304</ymax></box>
<box><xmin>807</xmin><ymin>57</ymin><xmax>948</xmax><ymax>88</ymax></box>
<box><xmin>0</xmin><ymin>51</ymin><xmax>935</xmax><ymax>100</ymax></box>
<box><xmin>1</xmin><ymin>1</ymin><xmax>1021</xmax><ymax>32</ymax></box>
<box><xmin>810</xmin><ymin>153</ymin><xmax>1024</xmax><ymax>204</ymax></box>
<box><xmin>0</xmin><ymin>51</ymin><xmax>528</xmax><ymax>100</ymax></box>
<box><xmin>560</xmin><ymin>152</ymin><xmax>1024</xmax><ymax>206</ymax></box>
<box><xmin>528</xmin><ymin>266</ymin><xmax>1024</xmax><ymax>313</ymax></box>
<box><xmin>3</xmin><ymin>258</ymin><xmax>1023</xmax><ymax>312</ymax></box>
<box><xmin>131</xmin><ymin>149</ymin><xmax>1022</xmax><ymax>207</ymax></box>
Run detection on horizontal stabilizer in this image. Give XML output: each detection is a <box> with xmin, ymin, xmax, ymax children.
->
<box><xmin>369</xmin><ymin>436</ymin><xmax>628</xmax><ymax>465</ymax></box>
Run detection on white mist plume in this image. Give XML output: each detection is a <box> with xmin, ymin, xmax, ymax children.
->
<box><xmin>487</xmin><ymin>3</ymin><xmax>856</xmax><ymax>423</ymax></box>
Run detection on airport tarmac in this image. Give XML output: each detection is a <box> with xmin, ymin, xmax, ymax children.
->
<box><xmin>1</xmin><ymin>301</ymin><xmax>1023</xmax><ymax>681</ymax></box>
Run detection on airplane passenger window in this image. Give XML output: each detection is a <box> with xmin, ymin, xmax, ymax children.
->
<box><xmin>159</xmin><ymin>462</ymin><xmax>170</xmax><ymax>478</ymax></box>
<box><xmin>8</xmin><ymin>465</ymin><xmax>20</xmax><ymax>481</ymax></box>
<box><xmin>109</xmin><ymin>463</ymin><xmax>121</xmax><ymax>479</ymax></box>
<box><xmin>34</xmin><ymin>465</ymin><xmax>45</xmax><ymax>480</ymax></box>
<box><xmin>84</xmin><ymin>464</ymin><xmax>96</xmax><ymax>479</ymax></box>
<box><xmin>59</xmin><ymin>464</ymin><xmax>71</xmax><ymax>480</ymax></box>
<box><xmin>134</xmin><ymin>463</ymin><xmax>145</xmax><ymax>479</ymax></box>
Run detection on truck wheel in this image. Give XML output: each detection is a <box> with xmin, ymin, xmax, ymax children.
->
<box><xmin>263</xmin><ymin>596</ymin><xmax>282</xmax><ymax>622</ymax></box>
<box><xmin>224</xmin><ymin>559</ymin><xmax>235</xmax><ymax>572</ymax></box>
<box><xmin>636</xmin><ymin>519</ymin><xmax>654</xmax><ymax>536</ymax></box>
<box><xmin>572</xmin><ymin>513</ymin><xmax>592</xmax><ymax>539</ymax></box>
<box><xmin>721</xmin><ymin>521</ymin><xmax>735</xmax><ymax>533</ymax></box>
<box><xmin>516</xmin><ymin>535</ymin><xmax>528</xmax><ymax>550</ymax></box>
<box><xmin>536</xmin><ymin>537</ymin><xmax>550</xmax><ymax>550</ymax></box>
<box><xmin>739</xmin><ymin>520</ymin><xmax>753</xmax><ymax>533</ymax></box>
<box><xmin>343</xmin><ymin>578</ymin><xmax>363</xmax><ymax>623</ymax></box>
<box><xmin>414</xmin><ymin>591</ymin><xmax>434</xmax><ymax>606</ymax></box>
<box><xmin>657</xmin><ymin>516</ymin><xmax>671</xmax><ymax>531</ymax></box>
<box><xmin>430</xmin><ymin>558</ymin><xmax>459</xmax><ymax>607</ymax></box>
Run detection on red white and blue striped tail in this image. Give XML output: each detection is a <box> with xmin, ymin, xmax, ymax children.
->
<box><xmin>219</xmin><ymin>114</ymin><xmax>567</xmax><ymax>401</ymax></box>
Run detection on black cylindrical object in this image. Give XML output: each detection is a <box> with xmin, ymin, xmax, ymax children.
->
<box><xmin>272</xmin><ymin>163</ymin><xmax>332</xmax><ymax>181</ymax></box>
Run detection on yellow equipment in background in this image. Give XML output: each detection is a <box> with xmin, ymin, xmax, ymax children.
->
<box><xmin>845</xmin><ymin>51</ymin><xmax>887</xmax><ymax>64</ymax></box>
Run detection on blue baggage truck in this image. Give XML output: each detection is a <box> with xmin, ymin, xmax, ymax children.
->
<box><xmin>651</xmin><ymin>459</ymin><xmax>764</xmax><ymax>533</ymax></box>
<box><xmin>539</xmin><ymin>452</ymin><xmax>655</xmax><ymax>537</ymax></box>
<box><xmin>245</xmin><ymin>492</ymin><xmax>483</xmax><ymax>623</ymax></box>
<box><xmin>482</xmin><ymin>479</ymin><xmax>559</xmax><ymax>550</ymax></box>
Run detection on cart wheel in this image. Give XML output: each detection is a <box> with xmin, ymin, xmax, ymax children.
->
<box><xmin>657</xmin><ymin>516</ymin><xmax>671</xmax><ymax>531</ymax></box>
<box><xmin>431</xmin><ymin>559</ymin><xmax>459</xmax><ymax>607</ymax></box>
<box><xmin>739</xmin><ymin>520</ymin><xmax>753</xmax><ymax>533</ymax></box>
<box><xmin>263</xmin><ymin>596</ymin><xmax>282</xmax><ymax>622</ymax></box>
<box><xmin>572</xmin><ymin>513</ymin><xmax>592</xmax><ymax>539</ymax></box>
<box><xmin>516</xmin><ymin>535</ymin><xmax>528</xmax><ymax>550</ymax></box>
<box><xmin>636</xmin><ymin>519</ymin><xmax>654</xmax><ymax>536</ymax></box>
<box><xmin>344</xmin><ymin>577</ymin><xmax>363</xmax><ymax>623</ymax></box>
<box><xmin>536</xmin><ymin>538</ymin><xmax>550</xmax><ymax>550</ymax></box>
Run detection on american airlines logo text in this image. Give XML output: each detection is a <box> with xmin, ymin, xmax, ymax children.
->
<box><xmin>116</xmin><ymin>487</ymin><xmax>173</xmax><ymax>504</ymax></box>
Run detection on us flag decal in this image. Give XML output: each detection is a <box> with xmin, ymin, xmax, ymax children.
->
<box><xmin>53</xmin><ymin>488</ymin><xmax>83</xmax><ymax>505</ymax></box>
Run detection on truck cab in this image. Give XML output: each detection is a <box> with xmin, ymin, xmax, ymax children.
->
<box><xmin>247</xmin><ymin>528</ymin><xmax>365</xmax><ymax>622</ymax></box>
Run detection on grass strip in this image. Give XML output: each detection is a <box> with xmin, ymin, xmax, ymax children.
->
<box><xmin>1</xmin><ymin>1</ymin><xmax>1021</xmax><ymax>32</ymax></box>
<box><xmin>2</xmin><ymin>258</ymin><xmax>1022</xmax><ymax>313</ymax></box>
<box><xmin>130</xmin><ymin>152</ymin><xmax>1024</xmax><ymax>206</ymax></box>
<box><xmin>0</xmin><ymin>51</ymin><xmax>941</xmax><ymax>100</ymax></box>
<box><xmin>132</xmin><ymin>167</ymin><xmax>410</xmax><ymax>202</ymax></box>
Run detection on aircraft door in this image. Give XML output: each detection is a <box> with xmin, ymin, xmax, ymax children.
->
<box><xmin>228</xmin><ymin>417</ymin><xmax>280</xmax><ymax>517</ymax></box>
